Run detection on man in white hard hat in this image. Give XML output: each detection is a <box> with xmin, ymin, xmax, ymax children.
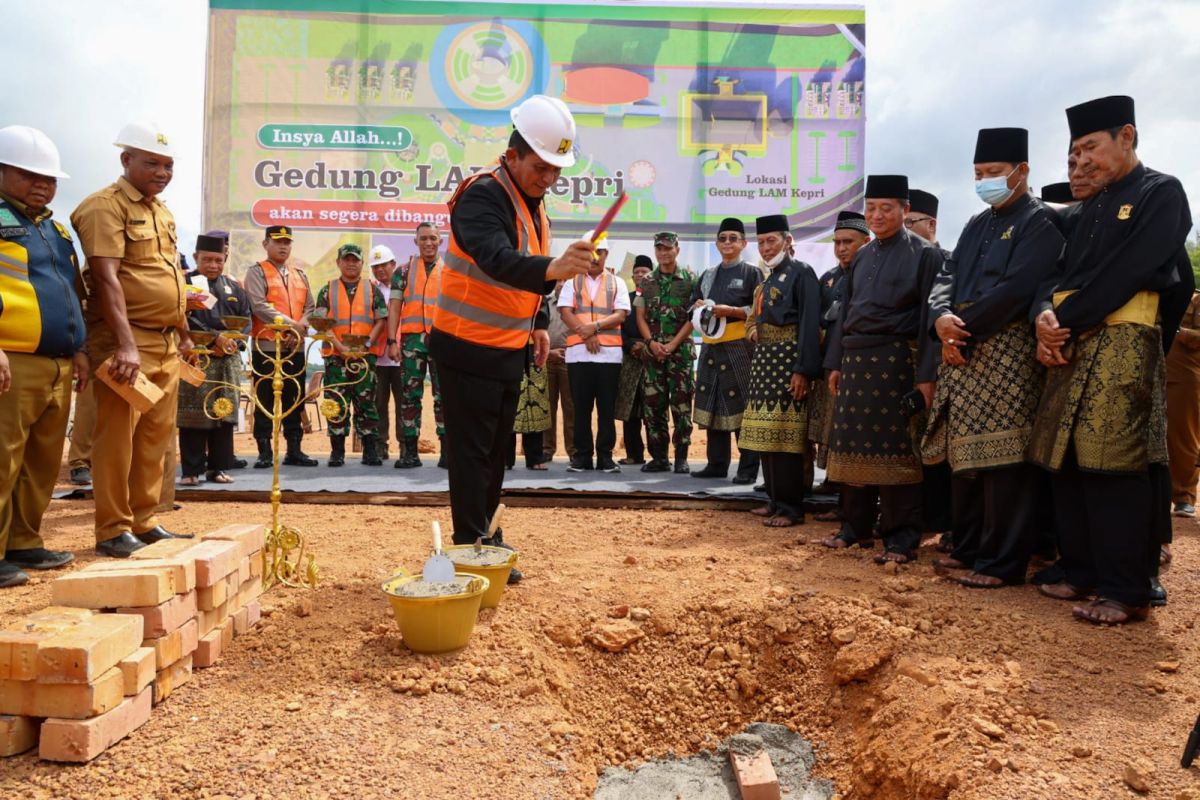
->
<box><xmin>0</xmin><ymin>125</ymin><xmax>87</xmax><ymax>587</ymax></box>
<box><xmin>369</xmin><ymin>242</ymin><xmax>401</xmax><ymax>462</ymax></box>
<box><xmin>71</xmin><ymin>122</ymin><xmax>194</xmax><ymax>558</ymax></box>
<box><xmin>429</xmin><ymin>95</ymin><xmax>595</xmax><ymax>580</ymax></box>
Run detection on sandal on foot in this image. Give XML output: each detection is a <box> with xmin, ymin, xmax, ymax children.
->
<box><xmin>526</xmin><ymin>462</ymin><xmax>549</xmax><ymax>471</ymax></box>
<box><xmin>206</xmin><ymin>471</ymin><xmax>234</xmax><ymax>484</ymax></box>
<box><xmin>1037</xmin><ymin>581</ymin><xmax>1092</xmax><ymax>601</ymax></box>
<box><xmin>816</xmin><ymin>535</ymin><xmax>853</xmax><ymax>549</ymax></box>
<box><xmin>874</xmin><ymin>550</ymin><xmax>913</xmax><ymax>565</ymax></box>
<box><xmin>749</xmin><ymin>505</ymin><xmax>774</xmax><ymax>517</ymax></box>
<box><xmin>933</xmin><ymin>556</ymin><xmax>969</xmax><ymax>571</ymax></box>
<box><xmin>1160</xmin><ymin>544</ymin><xmax>1172</xmax><ymax>568</ymax></box>
<box><xmin>813</xmin><ymin>510</ymin><xmax>843</xmax><ymax>522</ymax></box>
<box><xmin>764</xmin><ymin>515</ymin><xmax>803</xmax><ymax>528</ymax></box>
<box><xmin>178</xmin><ymin>476</ymin><xmax>200</xmax><ymax>486</ymax></box>
<box><xmin>1072</xmin><ymin>598</ymin><xmax>1149</xmax><ymax>625</ymax></box>
<box><xmin>958</xmin><ymin>572</ymin><xmax>1007</xmax><ymax>589</ymax></box>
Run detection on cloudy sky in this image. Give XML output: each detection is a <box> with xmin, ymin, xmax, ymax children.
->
<box><xmin>7</xmin><ymin>0</ymin><xmax>1199</xmax><ymax>261</ymax></box>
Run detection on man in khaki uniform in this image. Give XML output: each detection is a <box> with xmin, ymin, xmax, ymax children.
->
<box><xmin>71</xmin><ymin>122</ymin><xmax>194</xmax><ymax>558</ymax></box>
<box><xmin>1167</xmin><ymin>290</ymin><xmax>1200</xmax><ymax>517</ymax></box>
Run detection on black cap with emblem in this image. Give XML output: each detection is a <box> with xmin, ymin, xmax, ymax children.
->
<box><xmin>265</xmin><ymin>225</ymin><xmax>293</xmax><ymax>240</ymax></box>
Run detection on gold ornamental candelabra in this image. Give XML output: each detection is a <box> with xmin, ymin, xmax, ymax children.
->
<box><xmin>190</xmin><ymin>313</ymin><xmax>369</xmax><ymax>590</ymax></box>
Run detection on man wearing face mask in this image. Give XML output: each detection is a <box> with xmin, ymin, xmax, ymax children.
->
<box><xmin>741</xmin><ymin>215</ymin><xmax>822</xmax><ymax>526</ymax></box>
<box><xmin>1029</xmin><ymin>96</ymin><xmax>1192</xmax><ymax>624</ymax></box>
<box><xmin>921</xmin><ymin>128</ymin><xmax>1065</xmax><ymax>588</ymax></box>
<box><xmin>689</xmin><ymin>218</ymin><xmax>763</xmax><ymax>483</ymax></box>
<box><xmin>823</xmin><ymin>175</ymin><xmax>944</xmax><ymax>562</ymax></box>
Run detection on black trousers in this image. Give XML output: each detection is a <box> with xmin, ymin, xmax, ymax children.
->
<box><xmin>949</xmin><ymin>465</ymin><xmax>1036</xmax><ymax>583</ymax></box>
<box><xmin>439</xmin><ymin>362</ymin><xmax>521</xmax><ymax>545</ymax></box>
<box><xmin>922</xmin><ymin>461</ymin><xmax>953</xmax><ymax>533</ymax></box>
<box><xmin>252</xmin><ymin>348</ymin><xmax>306</xmax><ymax>440</ymax></box>
<box><xmin>843</xmin><ymin>483</ymin><xmax>923</xmax><ymax>555</ymax></box>
<box><xmin>1032</xmin><ymin>471</ymin><xmax>1058</xmax><ymax>559</ymax></box>
<box><xmin>762</xmin><ymin>452</ymin><xmax>805</xmax><ymax>520</ymax></box>
<box><xmin>179</xmin><ymin>424</ymin><xmax>235</xmax><ymax>478</ymax></box>
<box><xmin>1052</xmin><ymin>450</ymin><xmax>1156</xmax><ymax>607</ymax></box>
<box><xmin>568</xmin><ymin>362</ymin><xmax>621</xmax><ymax>462</ymax></box>
<box><xmin>506</xmin><ymin>432</ymin><xmax>545</xmax><ymax>468</ymax></box>
<box><xmin>624</xmin><ymin>417</ymin><xmax>645</xmax><ymax>462</ymax></box>
<box><xmin>707</xmin><ymin>430</ymin><xmax>761</xmax><ymax>480</ymax></box>
<box><xmin>375</xmin><ymin>364</ymin><xmax>404</xmax><ymax>447</ymax></box>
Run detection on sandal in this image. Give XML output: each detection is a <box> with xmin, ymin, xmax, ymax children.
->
<box><xmin>816</xmin><ymin>535</ymin><xmax>853</xmax><ymax>549</ymax></box>
<box><xmin>813</xmin><ymin>510</ymin><xmax>843</xmax><ymax>522</ymax></box>
<box><xmin>874</xmin><ymin>550</ymin><xmax>913</xmax><ymax>565</ymax></box>
<box><xmin>1037</xmin><ymin>582</ymin><xmax>1092</xmax><ymax>601</ymax></box>
<box><xmin>178</xmin><ymin>476</ymin><xmax>200</xmax><ymax>486</ymax></box>
<box><xmin>764</xmin><ymin>515</ymin><xmax>803</xmax><ymax>528</ymax></box>
<box><xmin>749</xmin><ymin>505</ymin><xmax>774</xmax><ymax>517</ymax></box>
<box><xmin>205</xmin><ymin>471</ymin><xmax>235</xmax><ymax>484</ymax></box>
<box><xmin>526</xmin><ymin>462</ymin><xmax>549</xmax><ymax>471</ymax></box>
<box><xmin>957</xmin><ymin>572</ymin><xmax>1007</xmax><ymax>589</ymax></box>
<box><xmin>1160</xmin><ymin>544</ymin><xmax>1172</xmax><ymax>568</ymax></box>
<box><xmin>1072</xmin><ymin>598</ymin><xmax>1149</xmax><ymax>625</ymax></box>
<box><xmin>933</xmin><ymin>556</ymin><xmax>969</xmax><ymax>571</ymax></box>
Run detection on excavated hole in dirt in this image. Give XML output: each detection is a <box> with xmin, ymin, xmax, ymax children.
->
<box><xmin>266</xmin><ymin>574</ymin><xmax>990</xmax><ymax>800</ymax></box>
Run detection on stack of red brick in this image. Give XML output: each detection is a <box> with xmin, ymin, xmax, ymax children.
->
<box><xmin>0</xmin><ymin>523</ymin><xmax>266</xmax><ymax>762</ymax></box>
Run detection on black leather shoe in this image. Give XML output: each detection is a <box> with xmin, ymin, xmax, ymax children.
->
<box><xmin>753</xmin><ymin>482</ymin><xmax>766</xmax><ymax>492</ymax></box>
<box><xmin>437</xmin><ymin>452</ymin><xmax>448</xmax><ymax>469</ymax></box>
<box><xmin>0</xmin><ymin>561</ymin><xmax>30</xmax><ymax>588</ymax></box>
<box><xmin>673</xmin><ymin>461</ymin><xmax>691</xmax><ymax>474</ymax></box>
<box><xmin>229</xmin><ymin>458</ymin><xmax>248</xmax><ymax>470</ymax></box>
<box><xmin>691</xmin><ymin>465</ymin><xmax>727</xmax><ymax>479</ymax></box>
<box><xmin>328</xmin><ymin>454</ymin><xmax>345</xmax><ymax>467</ymax></box>
<box><xmin>283</xmin><ymin>451</ymin><xmax>319</xmax><ymax>467</ymax></box>
<box><xmin>96</xmin><ymin>532</ymin><xmax>147</xmax><ymax>558</ymax></box>
<box><xmin>135</xmin><ymin>526</ymin><xmax>194</xmax><ymax>544</ymax></box>
<box><xmin>483</xmin><ymin>529</ymin><xmax>515</xmax><ymax>551</ymax></box>
<box><xmin>731</xmin><ymin>474</ymin><xmax>756</xmax><ymax>485</ymax></box>
<box><xmin>4</xmin><ymin>548</ymin><xmax>74</xmax><ymax>570</ymax></box>
<box><xmin>69</xmin><ymin>467</ymin><xmax>92</xmax><ymax>485</ymax></box>
<box><xmin>1150</xmin><ymin>577</ymin><xmax>1168</xmax><ymax>607</ymax></box>
<box><xmin>641</xmin><ymin>458</ymin><xmax>670</xmax><ymax>473</ymax></box>
<box><xmin>505</xmin><ymin>565</ymin><xmax>523</xmax><ymax>584</ymax></box>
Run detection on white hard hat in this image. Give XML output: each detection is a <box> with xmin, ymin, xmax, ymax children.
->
<box><xmin>369</xmin><ymin>244</ymin><xmax>396</xmax><ymax>266</ymax></box>
<box><xmin>510</xmin><ymin>95</ymin><xmax>576</xmax><ymax>168</ymax></box>
<box><xmin>0</xmin><ymin>125</ymin><xmax>69</xmax><ymax>179</ymax></box>
<box><xmin>113</xmin><ymin>121</ymin><xmax>174</xmax><ymax>158</ymax></box>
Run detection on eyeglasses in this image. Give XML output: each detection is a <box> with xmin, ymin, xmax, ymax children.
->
<box><xmin>904</xmin><ymin>217</ymin><xmax>933</xmax><ymax>228</ymax></box>
<box><xmin>716</xmin><ymin>235</ymin><xmax>743</xmax><ymax>243</ymax></box>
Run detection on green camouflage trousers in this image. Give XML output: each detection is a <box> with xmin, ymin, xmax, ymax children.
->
<box><xmin>400</xmin><ymin>332</ymin><xmax>444</xmax><ymax>439</ymax></box>
<box><xmin>643</xmin><ymin>348</ymin><xmax>694</xmax><ymax>452</ymax></box>
<box><xmin>323</xmin><ymin>354</ymin><xmax>380</xmax><ymax>438</ymax></box>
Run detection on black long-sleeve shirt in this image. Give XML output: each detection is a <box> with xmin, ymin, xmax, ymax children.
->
<box><xmin>430</xmin><ymin>165</ymin><xmax>558</xmax><ymax>381</ymax></box>
<box><xmin>926</xmin><ymin>192</ymin><xmax>1064</xmax><ymax>360</ymax></box>
<box><xmin>621</xmin><ymin>290</ymin><xmax>642</xmax><ymax>355</ymax></box>
<box><xmin>187</xmin><ymin>273</ymin><xmax>251</xmax><ymax>333</ymax></box>
<box><xmin>824</xmin><ymin>227</ymin><xmax>944</xmax><ymax>374</ymax></box>
<box><xmin>817</xmin><ymin>265</ymin><xmax>850</xmax><ymax>329</ymax></box>
<box><xmin>1035</xmin><ymin>163</ymin><xmax>1192</xmax><ymax>335</ymax></box>
<box><xmin>752</xmin><ymin>257</ymin><xmax>823</xmax><ymax>377</ymax></box>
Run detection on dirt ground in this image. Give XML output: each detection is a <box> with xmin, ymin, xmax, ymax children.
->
<box><xmin>3</xmin><ymin>476</ymin><xmax>1199</xmax><ymax>799</ymax></box>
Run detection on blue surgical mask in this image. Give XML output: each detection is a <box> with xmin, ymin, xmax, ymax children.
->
<box><xmin>975</xmin><ymin>166</ymin><xmax>1018</xmax><ymax>206</ymax></box>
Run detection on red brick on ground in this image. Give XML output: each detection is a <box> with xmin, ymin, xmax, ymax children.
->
<box><xmin>730</xmin><ymin>748</ymin><xmax>781</xmax><ymax>800</ymax></box>
<box><xmin>116</xmin><ymin>590</ymin><xmax>197</xmax><ymax>639</ymax></box>
<box><xmin>117</xmin><ymin>647</ymin><xmax>155</xmax><ymax>696</ymax></box>
<box><xmin>152</xmin><ymin>654</ymin><xmax>193</xmax><ymax>705</ymax></box>
<box><xmin>82</xmin><ymin>557</ymin><xmax>196</xmax><ymax>594</ymax></box>
<box><xmin>39</xmin><ymin>685</ymin><xmax>152</xmax><ymax>763</ymax></box>
<box><xmin>50</xmin><ymin>567</ymin><xmax>176</xmax><ymax>609</ymax></box>
<box><xmin>197</xmin><ymin>601</ymin><xmax>228</xmax><ymax>638</ymax></box>
<box><xmin>0</xmin><ymin>714</ymin><xmax>38</xmax><ymax>757</ymax></box>
<box><xmin>0</xmin><ymin>666</ymin><xmax>124</xmax><ymax>719</ymax></box>
<box><xmin>194</xmin><ymin>619</ymin><xmax>234</xmax><ymax>669</ymax></box>
<box><xmin>202</xmin><ymin>523</ymin><xmax>267</xmax><ymax>559</ymax></box>
<box><xmin>36</xmin><ymin>613</ymin><xmax>143</xmax><ymax>684</ymax></box>
<box><xmin>0</xmin><ymin>608</ymin><xmax>94</xmax><ymax>681</ymax></box>
<box><xmin>182</xmin><ymin>540</ymin><xmax>241</xmax><ymax>588</ymax></box>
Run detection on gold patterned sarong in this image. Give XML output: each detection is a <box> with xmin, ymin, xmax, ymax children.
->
<box><xmin>177</xmin><ymin>353</ymin><xmax>242</xmax><ymax>430</ymax></box>
<box><xmin>922</xmin><ymin>324</ymin><xmax>1043</xmax><ymax>472</ymax></box>
<box><xmin>514</xmin><ymin>364</ymin><xmax>550</xmax><ymax>433</ymax></box>
<box><xmin>740</xmin><ymin>324</ymin><xmax>807</xmax><ymax>454</ymax></box>
<box><xmin>1028</xmin><ymin>323</ymin><xmax>1166</xmax><ymax>473</ymax></box>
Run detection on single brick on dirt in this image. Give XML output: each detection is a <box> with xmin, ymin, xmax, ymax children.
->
<box><xmin>39</xmin><ymin>685</ymin><xmax>152</xmax><ymax>763</ymax></box>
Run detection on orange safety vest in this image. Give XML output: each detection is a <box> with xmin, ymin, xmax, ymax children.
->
<box><xmin>565</xmin><ymin>271</ymin><xmax>622</xmax><ymax>348</ymax></box>
<box><xmin>251</xmin><ymin>260</ymin><xmax>308</xmax><ymax>340</ymax></box>
<box><xmin>322</xmin><ymin>278</ymin><xmax>383</xmax><ymax>357</ymax></box>
<box><xmin>399</xmin><ymin>256</ymin><xmax>444</xmax><ymax>335</ymax></box>
<box><xmin>431</xmin><ymin>163</ymin><xmax>550</xmax><ymax>351</ymax></box>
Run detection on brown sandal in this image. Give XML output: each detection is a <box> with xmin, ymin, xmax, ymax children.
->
<box><xmin>874</xmin><ymin>550</ymin><xmax>913</xmax><ymax>565</ymax></box>
<box><xmin>933</xmin><ymin>556</ymin><xmax>969</xmax><ymax>570</ymax></box>
<box><xmin>1072</xmin><ymin>598</ymin><xmax>1149</xmax><ymax>625</ymax></box>
<box><xmin>1160</xmin><ymin>545</ymin><xmax>1172</xmax><ymax>567</ymax></box>
<box><xmin>958</xmin><ymin>572</ymin><xmax>1006</xmax><ymax>589</ymax></box>
<box><xmin>1037</xmin><ymin>582</ymin><xmax>1092</xmax><ymax>601</ymax></box>
<box><xmin>179</xmin><ymin>476</ymin><xmax>200</xmax><ymax>486</ymax></box>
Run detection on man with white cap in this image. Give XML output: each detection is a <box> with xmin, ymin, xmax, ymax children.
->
<box><xmin>0</xmin><ymin>125</ymin><xmax>86</xmax><ymax>586</ymax></box>
<box><xmin>430</xmin><ymin>95</ymin><xmax>594</xmax><ymax>579</ymax></box>
<box><xmin>369</xmin><ymin>242</ymin><xmax>401</xmax><ymax>462</ymax></box>
<box><xmin>71</xmin><ymin>122</ymin><xmax>194</xmax><ymax>558</ymax></box>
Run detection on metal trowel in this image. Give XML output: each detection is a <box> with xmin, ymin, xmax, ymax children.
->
<box><xmin>422</xmin><ymin>520</ymin><xmax>455</xmax><ymax>582</ymax></box>
<box><xmin>475</xmin><ymin>504</ymin><xmax>506</xmax><ymax>553</ymax></box>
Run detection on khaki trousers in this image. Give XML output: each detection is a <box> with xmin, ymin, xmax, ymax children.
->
<box><xmin>90</xmin><ymin>329</ymin><xmax>180</xmax><ymax>543</ymax></box>
<box><xmin>67</xmin><ymin>380</ymin><xmax>96</xmax><ymax>469</ymax></box>
<box><xmin>0</xmin><ymin>352</ymin><xmax>73</xmax><ymax>556</ymax></box>
<box><xmin>1167</xmin><ymin>376</ymin><xmax>1200</xmax><ymax>504</ymax></box>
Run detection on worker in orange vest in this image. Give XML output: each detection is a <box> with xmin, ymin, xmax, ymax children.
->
<box><xmin>429</xmin><ymin>94</ymin><xmax>595</xmax><ymax>582</ymax></box>
<box><xmin>243</xmin><ymin>225</ymin><xmax>316</xmax><ymax>468</ymax></box>
<box><xmin>314</xmin><ymin>243</ymin><xmax>388</xmax><ymax>467</ymax></box>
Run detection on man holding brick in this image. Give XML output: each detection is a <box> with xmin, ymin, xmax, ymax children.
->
<box><xmin>0</xmin><ymin>125</ymin><xmax>87</xmax><ymax>587</ymax></box>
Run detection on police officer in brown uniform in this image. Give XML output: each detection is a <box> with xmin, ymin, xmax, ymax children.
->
<box><xmin>71</xmin><ymin>122</ymin><xmax>194</xmax><ymax>558</ymax></box>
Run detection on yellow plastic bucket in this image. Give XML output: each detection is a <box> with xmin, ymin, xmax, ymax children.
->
<box><xmin>444</xmin><ymin>545</ymin><xmax>519</xmax><ymax>609</ymax></box>
<box><xmin>380</xmin><ymin>570</ymin><xmax>490</xmax><ymax>654</ymax></box>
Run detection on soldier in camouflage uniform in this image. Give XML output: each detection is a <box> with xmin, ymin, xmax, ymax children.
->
<box><xmin>635</xmin><ymin>231</ymin><xmax>697</xmax><ymax>473</ymax></box>
<box><xmin>315</xmin><ymin>243</ymin><xmax>388</xmax><ymax>466</ymax></box>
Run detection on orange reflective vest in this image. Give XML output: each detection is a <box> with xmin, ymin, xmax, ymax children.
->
<box><xmin>399</xmin><ymin>256</ymin><xmax>443</xmax><ymax>335</ymax></box>
<box><xmin>431</xmin><ymin>163</ymin><xmax>549</xmax><ymax>351</ymax></box>
<box><xmin>565</xmin><ymin>272</ymin><xmax>622</xmax><ymax>348</ymax></box>
<box><xmin>322</xmin><ymin>278</ymin><xmax>383</xmax><ymax>357</ymax></box>
<box><xmin>251</xmin><ymin>260</ymin><xmax>308</xmax><ymax>341</ymax></box>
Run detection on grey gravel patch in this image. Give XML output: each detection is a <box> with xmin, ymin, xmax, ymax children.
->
<box><xmin>593</xmin><ymin>722</ymin><xmax>835</xmax><ymax>800</ymax></box>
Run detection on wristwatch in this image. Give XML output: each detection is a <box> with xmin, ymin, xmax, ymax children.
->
<box><xmin>385</xmin><ymin>338</ymin><xmax>396</xmax><ymax>345</ymax></box>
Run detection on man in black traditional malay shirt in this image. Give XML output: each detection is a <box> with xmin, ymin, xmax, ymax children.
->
<box><xmin>741</xmin><ymin>214</ymin><xmax>821</xmax><ymax>526</ymax></box>
<box><xmin>823</xmin><ymin>175</ymin><xmax>944</xmax><ymax>562</ymax></box>
<box><xmin>690</xmin><ymin>217</ymin><xmax>764</xmax><ymax>483</ymax></box>
<box><xmin>905</xmin><ymin>189</ymin><xmax>942</xmax><ymax>248</ymax></box>
<box><xmin>921</xmin><ymin>128</ymin><xmax>1064</xmax><ymax>588</ymax></box>
<box><xmin>1030</xmin><ymin>95</ymin><xmax>1193</xmax><ymax>624</ymax></box>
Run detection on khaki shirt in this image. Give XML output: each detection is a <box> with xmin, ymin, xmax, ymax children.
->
<box><xmin>1167</xmin><ymin>291</ymin><xmax>1200</xmax><ymax>382</ymax></box>
<box><xmin>70</xmin><ymin>176</ymin><xmax>184</xmax><ymax>331</ymax></box>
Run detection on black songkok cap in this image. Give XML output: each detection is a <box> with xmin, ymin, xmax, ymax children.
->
<box><xmin>1040</xmin><ymin>182</ymin><xmax>1074</xmax><ymax>204</ymax></box>
<box><xmin>633</xmin><ymin>254</ymin><xmax>653</xmax><ymax>269</ymax></box>
<box><xmin>908</xmin><ymin>189</ymin><xmax>939</xmax><ymax>218</ymax></box>
<box><xmin>974</xmin><ymin>127</ymin><xmax>1029</xmax><ymax>163</ymax></box>
<box><xmin>1066</xmin><ymin>95</ymin><xmax>1135</xmax><ymax>140</ymax></box>
<box><xmin>718</xmin><ymin>217</ymin><xmax>745</xmax><ymax>236</ymax></box>
<box><xmin>834</xmin><ymin>211</ymin><xmax>868</xmax><ymax>235</ymax></box>
<box><xmin>864</xmin><ymin>174</ymin><xmax>908</xmax><ymax>200</ymax></box>
<box><xmin>755</xmin><ymin>214</ymin><xmax>789</xmax><ymax>236</ymax></box>
<box><xmin>195</xmin><ymin>234</ymin><xmax>225</xmax><ymax>253</ymax></box>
